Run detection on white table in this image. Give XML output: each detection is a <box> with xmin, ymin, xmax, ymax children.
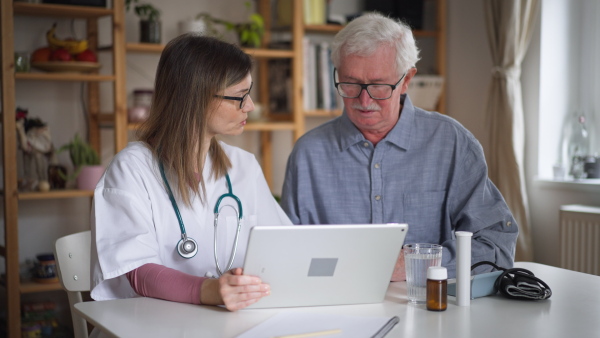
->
<box><xmin>75</xmin><ymin>262</ymin><xmax>600</xmax><ymax>337</ymax></box>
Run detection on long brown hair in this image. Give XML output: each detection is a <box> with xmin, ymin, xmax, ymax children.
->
<box><xmin>137</xmin><ymin>34</ymin><xmax>252</xmax><ymax>206</ymax></box>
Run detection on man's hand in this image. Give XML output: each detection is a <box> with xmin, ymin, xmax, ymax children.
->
<box><xmin>391</xmin><ymin>251</ymin><xmax>406</xmax><ymax>281</ymax></box>
<box><xmin>200</xmin><ymin>268</ymin><xmax>270</xmax><ymax>311</ymax></box>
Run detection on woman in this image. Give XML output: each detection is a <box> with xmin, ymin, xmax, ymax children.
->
<box><xmin>90</xmin><ymin>34</ymin><xmax>291</xmax><ymax>311</ymax></box>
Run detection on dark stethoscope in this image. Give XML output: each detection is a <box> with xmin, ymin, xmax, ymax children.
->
<box><xmin>159</xmin><ymin>162</ymin><xmax>243</xmax><ymax>277</ymax></box>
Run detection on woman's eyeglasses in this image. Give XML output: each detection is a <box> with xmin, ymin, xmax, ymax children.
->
<box><xmin>214</xmin><ymin>82</ymin><xmax>253</xmax><ymax>109</ymax></box>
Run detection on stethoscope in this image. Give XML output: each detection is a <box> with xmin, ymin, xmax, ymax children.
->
<box><xmin>159</xmin><ymin>162</ymin><xmax>243</xmax><ymax>277</ymax></box>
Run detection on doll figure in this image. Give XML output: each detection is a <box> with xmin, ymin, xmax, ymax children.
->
<box><xmin>16</xmin><ymin>108</ymin><xmax>55</xmax><ymax>191</ymax></box>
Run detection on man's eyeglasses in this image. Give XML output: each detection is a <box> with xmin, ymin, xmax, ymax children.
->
<box><xmin>214</xmin><ymin>82</ymin><xmax>253</xmax><ymax>109</ymax></box>
<box><xmin>333</xmin><ymin>68</ymin><xmax>406</xmax><ymax>100</ymax></box>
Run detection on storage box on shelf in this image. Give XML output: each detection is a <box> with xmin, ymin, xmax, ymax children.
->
<box><xmin>1</xmin><ymin>1</ymin><xmax>126</xmax><ymax>337</ymax></box>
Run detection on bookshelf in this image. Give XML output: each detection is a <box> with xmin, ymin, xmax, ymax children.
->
<box><xmin>0</xmin><ymin>2</ymin><xmax>126</xmax><ymax>337</ymax></box>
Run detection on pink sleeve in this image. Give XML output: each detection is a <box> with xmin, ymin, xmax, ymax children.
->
<box><xmin>126</xmin><ymin>263</ymin><xmax>207</xmax><ymax>305</ymax></box>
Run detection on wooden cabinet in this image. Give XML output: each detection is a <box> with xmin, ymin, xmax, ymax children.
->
<box><xmin>0</xmin><ymin>2</ymin><xmax>126</xmax><ymax>336</ymax></box>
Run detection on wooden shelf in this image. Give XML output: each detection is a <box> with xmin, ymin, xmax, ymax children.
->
<box><xmin>304</xmin><ymin>109</ymin><xmax>343</xmax><ymax>117</ymax></box>
<box><xmin>20</xmin><ymin>281</ymin><xmax>63</xmax><ymax>294</ymax></box>
<box><xmin>126</xmin><ymin>42</ymin><xmax>165</xmax><ymax>53</ymax></box>
<box><xmin>0</xmin><ymin>278</ymin><xmax>62</xmax><ymax>294</ymax></box>
<box><xmin>305</xmin><ymin>23</ymin><xmax>437</xmax><ymax>36</ymax></box>
<box><xmin>100</xmin><ymin>110</ymin><xmax>296</xmax><ymax>131</ymax></box>
<box><xmin>113</xmin><ymin>117</ymin><xmax>296</xmax><ymax>132</ymax></box>
<box><xmin>126</xmin><ymin>42</ymin><xmax>294</xmax><ymax>59</ymax></box>
<box><xmin>15</xmin><ymin>72</ymin><xmax>115</xmax><ymax>82</ymax></box>
<box><xmin>128</xmin><ymin>122</ymin><xmax>142</xmax><ymax>130</ymax></box>
<box><xmin>18</xmin><ymin>189</ymin><xmax>94</xmax><ymax>200</ymax></box>
<box><xmin>244</xmin><ymin>121</ymin><xmax>296</xmax><ymax>131</ymax></box>
<box><xmin>242</xmin><ymin>48</ymin><xmax>294</xmax><ymax>59</ymax></box>
<box><xmin>305</xmin><ymin>23</ymin><xmax>438</xmax><ymax>38</ymax></box>
<box><xmin>304</xmin><ymin>24</ymin><xmax>344</xmax><ymax>33</ymax></box>
<box><xmin>13</xmin><ymin>2</ymin><xmax>113</xmax><ymax>18</ymax></box>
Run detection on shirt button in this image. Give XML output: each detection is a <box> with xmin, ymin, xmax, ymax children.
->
<box><xmin>375</xmin><ymin>195</ymin><xmax>381</xmax><ymax>201</ymax></box>
<box><xmin>374</xmin><ymin>163</ymin><xmax>380</xmax><ymax>169</ymax></box>
<box><xmin>507</xmin><ymin>221</ymin><xmax>512</xmax><ymax>227</ymax></box>
<box><xmin>363</xmin><ymin>142</ymin><xmax>369</xmax><ymax>147</ymax></box>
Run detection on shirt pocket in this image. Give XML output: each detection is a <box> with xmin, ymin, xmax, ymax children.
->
<box><xmin>402</xmin><ymin>191</ymin><xmax>446</xmax><ymax>243</ymax></box>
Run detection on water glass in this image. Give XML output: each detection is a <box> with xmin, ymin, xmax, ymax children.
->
<box><xmin>404</xmin><ymin>243</ymin><xmax>443</xmax><ymax>303</ymax></box>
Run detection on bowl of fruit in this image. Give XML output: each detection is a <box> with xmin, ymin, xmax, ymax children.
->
<box><xmin>31</xmin><ymin>23</ymin><xmax>101</xmax><ymax>73</ymax></box>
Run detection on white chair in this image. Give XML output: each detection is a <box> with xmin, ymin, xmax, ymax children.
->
<box><xmin>54</xmin><ymin>230</ymin><xmax>91</xmax><ymax>338</ymax></box>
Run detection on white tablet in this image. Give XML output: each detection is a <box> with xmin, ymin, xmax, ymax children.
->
<box><xmin>242</xmin><ymin>223</ymin><xmax>408</xmax><ymax>309</ymax></box>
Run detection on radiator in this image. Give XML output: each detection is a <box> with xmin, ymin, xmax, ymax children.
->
<box><xmin>559</xmin><ymin>204</ymin><xmax>600</xmax><ymax>276</ymax></box>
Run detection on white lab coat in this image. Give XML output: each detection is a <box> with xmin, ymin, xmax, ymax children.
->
<box><xmin>90</xmin><ymin>141</ymin><xmax>291</xmax><ymax>300</ymax></box>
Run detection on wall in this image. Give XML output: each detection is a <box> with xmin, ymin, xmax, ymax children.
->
<box><xmin>446</xmin><ymin>0</ymin><xmax>492</xmax><ymax>153</ymax></box>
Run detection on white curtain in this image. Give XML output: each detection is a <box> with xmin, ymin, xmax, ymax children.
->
<box><xmin>484</xmin><ymin>0</ymin><xmax>539</xmax><ymax>261</ymax></box>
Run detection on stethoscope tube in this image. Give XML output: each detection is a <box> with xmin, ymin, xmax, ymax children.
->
<box><xmin>213</xmin><ymin>174</ymin><xmax>243</xmax><ymax>276</ymax></box>
<box><xmin>159</xmin><ymin>162</ymin><xmax>198</xmax><ymax>259</ymax></box>
<box><xmin>159</xmin><ymin>161</ymin><xmax>243</xmax><ymax>276</ymax></box>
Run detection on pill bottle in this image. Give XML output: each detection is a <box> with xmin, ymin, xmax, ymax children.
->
<box><xmin>426</xmin><ymin>266</ymin><xmax>447</xmax><ymax>311</ymax></box>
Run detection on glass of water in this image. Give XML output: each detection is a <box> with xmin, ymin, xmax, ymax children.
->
<box><xmin>403</xmin><ymin>243</ymin><xmax>443</xmax><ymax>303</ymax></box>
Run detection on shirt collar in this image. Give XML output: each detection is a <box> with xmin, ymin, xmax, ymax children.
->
<box><xmin>338</xmin><ymin>94</ymin><xmax>415</xmax><ymax>151</ymax></box>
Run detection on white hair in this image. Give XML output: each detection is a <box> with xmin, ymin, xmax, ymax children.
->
<box><xmin>331</xmin><ymin>12</ymin><xmax>421</xmax><ymax>77</ymax></box>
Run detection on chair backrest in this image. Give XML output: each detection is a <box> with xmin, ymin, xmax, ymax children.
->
<box><xmin>54</xmin><ymin>230</ymin><xmax>91</xmax><ymax>338</ymax></box>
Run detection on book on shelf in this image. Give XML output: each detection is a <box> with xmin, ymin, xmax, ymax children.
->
<box><xmin>304</xmin><ymin>0</ymin><xmax>326</xmax><ymax>25</ymax></box>
<box><xmin>314</xmin><ymin>43</ymin><xmax>324</xmax><ymax>109</ymax></box>
<box><xmin>303</xmin><ymin>38</ymin><xmax>343</xmax><ymax>112</ymax></box>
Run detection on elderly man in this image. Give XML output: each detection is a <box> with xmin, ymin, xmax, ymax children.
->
<box><xmin>281</xmin><ymin>13</ymin><xmax>518</xmax><ymax>279</ymax></box>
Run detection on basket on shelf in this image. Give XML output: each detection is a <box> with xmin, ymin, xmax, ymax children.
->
<box><xmin>407</xmin><ymin>75</ymin><xmax>444</xmax><ymax>111</ymax></box>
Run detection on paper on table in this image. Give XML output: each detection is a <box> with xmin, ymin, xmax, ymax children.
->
<box><xmin>236</xmin><ymin>312</ymin><xmax>399</xmax><ymax>338</ymax></box>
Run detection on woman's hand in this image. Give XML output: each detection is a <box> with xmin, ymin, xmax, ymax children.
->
<box><xmin>200</xmin><ymin>268</ymin><xmax>270</xmax><ymax>311</ymax></box>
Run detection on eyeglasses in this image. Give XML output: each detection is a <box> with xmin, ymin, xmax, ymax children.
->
<box><xmin>214</xmin><ymin>82</ymin><xmax>253</xmax><ymax>109</ymax></box>
<box><xmin>333</xmin><ymin>68</ymin><xmax>406</xmax><ymax>100</ymax></box>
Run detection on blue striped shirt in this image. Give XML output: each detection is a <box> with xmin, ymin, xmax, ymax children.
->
<box><xmin>281</xmin><ymin>95</ymin><xmax>518</xmax><ymax>277</ymax></box>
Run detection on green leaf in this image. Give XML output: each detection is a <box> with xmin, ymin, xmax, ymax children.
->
<box><xmin>58</xmin><ymin>133</ymin><xmax>101</xmax><ymax>179</ymax></box>
<box><xmin>249</xmin><ymin>13</ymin><xmax>263</xmax><ymax>26</ymax></box>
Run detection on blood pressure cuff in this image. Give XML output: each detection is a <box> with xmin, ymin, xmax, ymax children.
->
<box><xmin>471</xmin><ymin>261</ymin><xmax>552</xmax><ymax>300</ymax></box>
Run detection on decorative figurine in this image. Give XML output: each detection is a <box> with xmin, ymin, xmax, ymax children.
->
<box><xmin>16</xmin><ymin>107</ymin><xmax>56</xmax><ymax>191</ymax></box>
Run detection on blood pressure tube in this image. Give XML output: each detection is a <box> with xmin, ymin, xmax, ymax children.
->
<box><xmin>456</xmin><ymin>231</ymin><xmax>473</xmax><ymax>306</ymax></box>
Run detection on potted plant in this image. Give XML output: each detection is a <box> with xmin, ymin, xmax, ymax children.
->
<box><xmin>126</xmin><ymin>0</ymin><xmax>162</xmax><ymax>43</ymax></box>
<box><xmin>58</xmin><ymin>133</ymin><xmax>104</xmax><ymax>190</ymax></box>
<box><xmin>196</xmin><ymin>2</ymin><xmax>264</xmax><ymax>48</ymax></box>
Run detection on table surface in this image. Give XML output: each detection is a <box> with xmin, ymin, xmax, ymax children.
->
<box><xmin>75</xmin><ymin>262</ymin><xmax>600</xmax><ymax>337</ymax></box>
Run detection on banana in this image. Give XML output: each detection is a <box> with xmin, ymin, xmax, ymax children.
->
<box><xmin>46</xmin><ymin>23</ymin><xmax>89</xmax><ymax>55</ymax></box>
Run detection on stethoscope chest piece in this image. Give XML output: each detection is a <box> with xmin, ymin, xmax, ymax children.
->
<box><xmin>177</xmin><ymin>236</ymin><xmax>198</xmax><ymax>259</ymax></box>
<box><xmin>160</xmin><ymin>160</ymin><xmax>242</xmax><ymax>276</ymax></box>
